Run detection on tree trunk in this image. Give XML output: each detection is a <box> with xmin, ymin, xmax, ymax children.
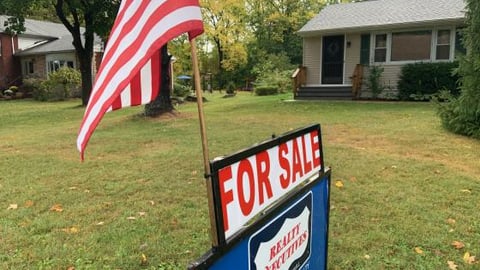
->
<box><xmin>144</xmin><ymin>44</ymin><xmax>173</xmax><ymax>117</ymax></box>
<box><xmin>78</xmin><ymin>53</ymin><xmax>93</xmax><ymax>106</ymax></box>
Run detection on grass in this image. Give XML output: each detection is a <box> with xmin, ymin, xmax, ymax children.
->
<box><xmin>0</xmin><ymin>92</ymin><xmax>479</xmax><ymax>269</ymax></box>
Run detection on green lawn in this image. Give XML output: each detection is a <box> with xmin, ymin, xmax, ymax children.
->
<box><xmin>1</xmin><ymin>93</ymin><xmax>479</xmax><ymax>269</ymax></box>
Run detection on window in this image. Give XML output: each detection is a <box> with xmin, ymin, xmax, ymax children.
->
<box><xmin>374</xmin><ymin>34</ymin><xmax>387</xmax><ymax>62</ymax></box>
<box><xmin>48</xmin><ymin>60</ymin><xmax>75</xmax><ymax>73</ymax></box>
<box><xmin>391</xmin><ymin>31</ymin><xmax>432</xmax><ymax>61</ymax></box>
<box><xmin>23</xmin><ymin>60</ymin><xmax>34</xmax><ymax>75</ymax></box>
<box><xmin>436</xmin><ymin>30</ymin><xmax>451</xmax><ymax>60</ymax></box>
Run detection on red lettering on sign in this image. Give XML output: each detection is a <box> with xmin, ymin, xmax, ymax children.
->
<box><xmin>237</xmin><ymin>159</ymin><xmax>255</xmax><ymax>216</ymax></box>
<box><xmin>301</xmin><ymin>135</ymin><xmax>312</xmax><ymax>173</ymax></box>
<box><xmin>256</xmin><ymin>150</ymin><xmax>273</xmax><ymax>205</ymax></box>
<box><xmin>219</xmin><ymin>166</ymin><xmax>234</xmax><ymax>231</ymax></box>
<box><xmin>310</xmin><ymin>130</ymin><xmax>321</xmax><ymax>168</ymax></box>
<box><xmin>278</xmin><ymin>143</ymin><xmax>290</xmax><ymax>189</ymax></box>
<box><xmin>291</xmin><ymin>138</ymin><xmax>304</xmax><ymax>183</ymax></box>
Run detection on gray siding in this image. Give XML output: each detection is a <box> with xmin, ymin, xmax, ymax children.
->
<box><xmin>344</xmin><ymin>33</ymin><xmax>361</xmax><ymax>84</ymax></box>
<box><xmin>361</xmin><ymin>64</ymin><xmax>402</xmax><ymax>98</ymax></box>
<box><xmin>303</xmin><ymin>37</ymin><xmax>322</xmax><ymax>85</ymax></box>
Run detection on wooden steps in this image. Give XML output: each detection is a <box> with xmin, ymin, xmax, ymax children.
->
<box><xmin>295</xmin><ymin>86</ymin><xmax>353</xmax><ymax>100</ymax></box>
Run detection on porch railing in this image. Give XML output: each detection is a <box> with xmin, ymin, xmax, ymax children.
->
<box><xmin>292</xmin><ymin>66</ymin><xmax>306</xmax><ymax>97</ymax></box>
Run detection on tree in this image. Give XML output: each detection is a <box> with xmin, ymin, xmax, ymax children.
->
<box><xmin>246</xmin><ymin>0</ymin><xmax>325</xmax><ymax>65</ymax></box>
<box><xmin>438</xmin><ymin>0</ymin><xmax>480</xmax><ymax>138</ymax></box>
<box><xmin>1</xmin><ymin>0</ymin><xmax>120</xmax><ymax>106</ymax></box>
<box><xmin>54</xmin><ymin>0</ymin><xmax>120</xmax><ymax>106</ymax></box>
<box><xmin>201</xmin><ymin>0</ymin><xmax>249</xmax><ymax>88</ymax></box>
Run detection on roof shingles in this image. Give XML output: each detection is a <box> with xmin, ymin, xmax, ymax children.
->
<box><xmin>299</xmin><ymin>0</ymin><xmax>466</xmax><ymax>36</ymax></box>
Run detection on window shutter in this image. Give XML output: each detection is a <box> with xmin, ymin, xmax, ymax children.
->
<box><xmin>360</xmin><ymin>34</ymin><xmax>370</xmax><ymax>65</ymax></box>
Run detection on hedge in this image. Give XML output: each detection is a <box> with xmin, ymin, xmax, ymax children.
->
<box><xmin>397</xmin><ymin>62</ymin><xmax>460</xmax><ymax>100</ymax></box>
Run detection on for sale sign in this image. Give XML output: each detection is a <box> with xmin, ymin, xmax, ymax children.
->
<box><xmin>189</xmin><ymin>124</ymin><xmax>330</xmax><ymax>270</ymax></box>
<box><xmin>213</xmin><ymin>125</ymin><xmax>322</xmax><ymax>242</ymax></box>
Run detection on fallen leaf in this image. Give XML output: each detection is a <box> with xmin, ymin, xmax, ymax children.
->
<box><xmin>96</xmin><ymin>222</ymin><xmax>105</xmax><ymax>226</ymax></box>
<box><xmin>451</xmin><ymin>241</ymin><xmax>465</xmax><ymax>249</ymax></box>
<box><xmin>67</xmin><ymin>267</ymin><xmax>75</xmax><ymax>270</ymax></box>
<box><xmin>460</xmin><ymin>189</ymin><xmax>471</xmax><ymax>194</ymax></box>
<box><xmin>7</xmin><ymin>204</ymin><xmax>18</xmax><ymax>210</ymax></box>
<box><xmin>447</xmin><ymin>260</ymin><xmax>458</xmax><ymax>270</ymax></box>
<box><xmin>463</xmin><ymin>252</ymin><xmax>476</xmax><ymax>264</ymax></box>
<box><xmin>148</xmin><ymin>200</ymin><xmax>155</xmax><ymax>206</ymax></box>
<box><xmin>391</xmin><ymin>165</ymin><xmax>397</xmax><ymax>169</ymax></box>
<box><xmin>335</xmin><ymin>180</ymin><xmax>344</xmax><ymax>188</ymax></box>
<box><xmin>349</xmin><ymin>176</ymin><xmax>358</xmax><ymax>182</ymax></box>
<box><xmin>138</xmin><ymin>212</ymin><xmax>146</xmax><ymax>217</ymax></box>
<box><xmin>24</xmin><ymin>200</ymin><xmax>34</xmax><ymax>207</ymax></box>
<box><xmin>364</xmin><ymin>254</ymin><xmax>371</xmax><ymax>260</ymax></box>
<box><xmin>140</xmin><ymin>253</ymin><xmax>148</xmax><ymax>265</ymax></box>
<box><xmin>447</xmin><ymin>218</ymin><xmax>456</xmax><ymax>225</ymax></box>
<box><xmin>415</xmin><ymin>247</ymin><xmax>424</xmax><ymax>254</ymax></box>
<box><xmin>50</xmin><ymin>204</ymin><xmax>63</xmax><ymax>212</ymax></box>
<box><xmin>62</xmin><ymin>226</ymin><xmax>79</xmax><ymax>234</ymax></box>
<box><xmin>127</xmin><ymin>216</ymin><xmax>137</xmax><ymax>220</ymax></box>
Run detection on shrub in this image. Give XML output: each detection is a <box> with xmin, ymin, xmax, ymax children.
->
<box><xmin>366</xmin><ymin>65</ymin><xmax>385</xmax><ymax>99</ymax></box>
<box><xmin>173</xmin><ymin>82</ymin><xmax>190</xmax><ymax>97</ymax></box>
<box><xmin>255</xmin><ymin>85</ymin><xmax>278</xmax><ymax>96</ymax></box>
<box><xmin>398</xmin><ymin>62</ymin><xmax>460</xmax><ymax>101</ymax></box>
<box><xmin>252</xmin><ymin>52</ymin><xmax>295</xmax><ymax>94</ymax></box>
<box><xmin>437</xmin><ymin>0</ymin><xmax>480</xmax><ymax>138</ymax></box>
<box><xmin>225</xmin><ymin>81</ymin><xmax>236</xmax><ymax>94</ymax></box>
<box><xmin>32</xmin><ymin>68</ymin><xmax>81</xmax><ymax>101</ymax></box>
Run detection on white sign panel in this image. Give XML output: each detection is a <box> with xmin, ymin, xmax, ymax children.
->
<box><xmin>217</xmin><ymin>129</ymin><xmax>321</xmax><ymax>240</ymax></box>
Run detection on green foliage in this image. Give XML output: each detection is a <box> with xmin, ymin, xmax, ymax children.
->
<box><xmin>22</xmin><ymin>78</ymin><xmax>43</xmax><ymax>100</ymax></box>
<box><xmin>437</xmin><ymin>0</ymin><xmax>480</xmax><ymax>138</ymax></box>
<box><xmin>48</xmin><ymin>67</ymin><xmax>81</xmax><ymax>86</ymax></box>
<box><xmin>173</xmin><ymin>82</ymin><xmax>191</xmax><ymax>97</ymax></box>
<box><xmin>246</xmin><ymin>0</ymin><xmax>325</xmax><ymax>64</ymax></box>
<box><xmin>253</xmin><ymin>53</ymin><xmax>295</xmax><ymax>94</ymax></box>
<box><xmin>225</xmin><ymin>81</ymin><xmax>236</xmax><ymax>94</ymax></box>
<box><xmin>366</xmin><ymin>65</ymin><xmax>385</xmax><ymax>99</ymax></box>
<box><xmin>254</xmin><ymin>85</ymin><xmax>278</xmax><ymax>96</ymax></box>
<box><xmin>398</xmin><ymin>62</ymin><xmax>460</xmax><ymax>101</ymax></box>
<box><xmin>32</xmin><ymin>68</ymin><xmax>81</xmax><ymax>101</ymax></box>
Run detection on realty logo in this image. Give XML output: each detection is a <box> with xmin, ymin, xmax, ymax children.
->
<box><xmin>249</xmin><ymin>193</ymin><xmax>312</xmax><ymax>270</ymax></box>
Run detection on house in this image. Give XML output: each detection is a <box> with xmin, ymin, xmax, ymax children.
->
<box><xmin>296</xmin><ymin>0</ymin><xmax>466</xmax><ymax>99</ymax></box>
<box><xmin>0</xmin><ymin>15</ymin><xmax>103</xmax><ymax>90</ymax></box>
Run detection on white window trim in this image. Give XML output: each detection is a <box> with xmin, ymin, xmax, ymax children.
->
<box><xmin>370</xmin><ymin>27</ymin><xmax>456</xmax><ymax>65</ymax></box>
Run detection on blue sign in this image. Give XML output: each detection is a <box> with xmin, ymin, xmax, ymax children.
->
<box><xmin>190</xmin><ymin>170</ymin><xmax>330</xmax><ymax>270</ymax></box>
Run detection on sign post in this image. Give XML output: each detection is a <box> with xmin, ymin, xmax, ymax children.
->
<box><xmin>190</xmin><ymin>124</ymin><xmax>331</xmax><ymax>270</ymax></box>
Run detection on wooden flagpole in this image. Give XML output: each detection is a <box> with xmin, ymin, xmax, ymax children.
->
<box><xmin>190</xmin><ymin>39</ymin><xmax>219</xmax><ymax>247</ymax></box>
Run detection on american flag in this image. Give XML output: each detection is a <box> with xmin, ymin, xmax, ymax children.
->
<box><xmin>77</xmin><ymin>0</ymin><xmax>204</xmax><ymax>159</ymax></box>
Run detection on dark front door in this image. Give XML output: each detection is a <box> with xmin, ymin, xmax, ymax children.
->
<box><xmin>322</xmin><ymin>35</ymin><xmax>344</xmax><ymax>84</ymax></box>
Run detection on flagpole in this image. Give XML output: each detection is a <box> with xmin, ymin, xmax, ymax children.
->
<box><xmin>190</xmin><ymin>38</ymin><xmax>219</xmax><ymax>247</ymax></box>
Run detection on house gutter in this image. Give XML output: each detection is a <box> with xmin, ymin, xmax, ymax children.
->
<box><xmin>297</xmin><ymin>18</ymin><xmax>465</xmax><ymax>37</ymax></box>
